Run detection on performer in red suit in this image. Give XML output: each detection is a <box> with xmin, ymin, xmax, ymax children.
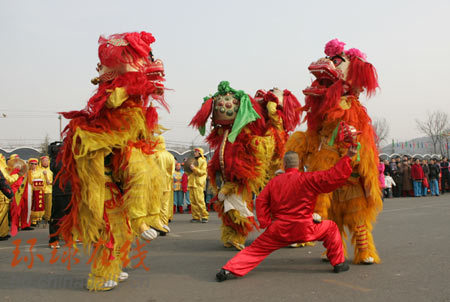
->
<box><xmin>216</xmin><ymin>145</ymin><xmax>358</xmax><ymax>281</ymax></box>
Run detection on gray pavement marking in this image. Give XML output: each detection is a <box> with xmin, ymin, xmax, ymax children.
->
<box><xmin>174</xmin><ymin>228</ymin><xmax>219</xmax><ymax>235</ymax></box>
<box><xmin>322</xmin><ymin>279</ymin><xmax>373</xmax><ymax>292</ymax></box>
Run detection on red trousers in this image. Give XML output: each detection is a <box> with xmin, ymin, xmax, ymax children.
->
<box><xmin>223</xmin><ymin>219</ymin><xmax>344</xmax><ymax>276</ymax></box>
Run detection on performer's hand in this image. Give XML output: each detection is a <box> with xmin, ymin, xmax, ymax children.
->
<box><xmin>43</xmin><ymin>170</ymin><xmax>47</xmax><ymax>176</ymax></box>
<box><xmin>312</xmin><ymin>213</ymin><xmax>322</xmax><ymax>223</ymax></box>
<box><xmin>347</xmin><ymin>145</ymin><xmax>358</xmax><ymax>158</ymax></box>
<box><xmin>18</xmin><ymin>166</ymin><xmax>27</xmax><ymax>177</ymax></box>
<box><xmin>190</xmin><ymin>164</ymin><xmax>195</xmax><ymax>170</ymax></box>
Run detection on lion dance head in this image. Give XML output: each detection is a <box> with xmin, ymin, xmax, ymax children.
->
<box><xmin>302</xmin><ymin>38</ymin><xmax>379</xmax><ymax>130</ymax></box>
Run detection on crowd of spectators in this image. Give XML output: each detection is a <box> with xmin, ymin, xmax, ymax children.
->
<box><xmin>380</xmin><ymin>155</ymin><xmax>450</xmax><ymax>198</ymax></box>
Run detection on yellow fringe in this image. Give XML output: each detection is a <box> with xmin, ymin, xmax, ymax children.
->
<box><xmin>221</xmin><ymin>209</ymin><xmax>251</xmax><ymax>246</ymax></box>
<box><xmin>72</xmin><ymin>106</ymin><xmax>164</xmax><ymax>246</ymax></box>
<box><xmin>87</xmin><ymin>207</ymin><xmax>133</xmax><ymax>291</ymax></box>
<box><xmin>120</xmin><ymin>147</ymin><xmax>165</xmax><ymax>234</ymax></box>
<box><xmin>250</xmin><ymin>133</ymin><xmax>276</xmax><ymax>191</ymax></box>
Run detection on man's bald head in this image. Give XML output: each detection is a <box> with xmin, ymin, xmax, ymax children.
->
<box><xmin>283</xmin><ymin>151</ymin><xmax>299</xmax><ymax>169</ymax></box>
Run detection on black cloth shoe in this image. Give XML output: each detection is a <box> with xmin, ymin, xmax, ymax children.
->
<box><xmin>190</xmin><ymin>219</ymin><xmax>201</xmax><ymax>223</ymax></box>
<box><xmin>201</xmin><ymin>218</ymin><xmax>208</xmax><ymax>223</ymax></box>
<box><xmin>22</xmin><ymin>227</ymin><xmax>34</xmax><ymax>231</ymax></box>
<box><xmin>0</xmin><ymin>236</ymin><xmax>9</xmax><ymax>241</ymax></box>
<box><xmin>333</xmin><ymin>262</ymin><xmax>350</xmax><ymax>273</ymax></box>
<box><xmin>216</xmin><ymin>269</ymin><xmax>237</xmax><ymax>282</ymax></box>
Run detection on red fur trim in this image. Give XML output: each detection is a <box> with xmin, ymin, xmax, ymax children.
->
<box><xmin>280</xmin><ymin>90</ymin><xmax>302</xmax><ymax>132</ymax></box>
<box><xmin>61</xmin><ymin>72</ymin><xmax>167</xmax><ymax>121</ymax></box>
<box><xmin>189</xmin><ymin>98</ymin><xmax>213</xmax><ymax>129</ymax></box>
<box><xmin>247</xmin><ymin>97</ymin><xmax>266</xmax><ymax>136</ymax></box>
<box><xmin>55</xmin><ymin>136</ymin><xmax>81</xmax><ymax>243</ymax></box>
<box><xmin>271</xmin><ymin>127</ymin><xmax>288</xmax><ymax>156</ymax></box>
<box><xmin>145</xmin><ymin>106</ymin><xmax>158</xmax><ymax>132</ymax></box>
<box><xmin>346</xmin><ymin>58</ymin><xmax>379</xmax><ymax>97</ymax></box>
<box><xmin>206</xmin><ymin>128</ymin><xmax>263</xmax><ymax>188</ymax></box>
<box><xmin>223</xmin><ymin>132</ymin><xmax>261</xmax><ymax>185</ymax></box>
<box><xmin>303</xmin><ymin>81</ymin><xmax>343</xmax><ymax>131</ymax></box>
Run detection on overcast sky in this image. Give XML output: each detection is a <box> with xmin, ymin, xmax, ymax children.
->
<box><xmin>1</xmin><ymin>0</ymin><xmax>449</xmax><ymax>147</ymax></box>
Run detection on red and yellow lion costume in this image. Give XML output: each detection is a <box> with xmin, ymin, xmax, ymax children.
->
<box><xmin>286</xmin><ymin>39</ymin><xmax>383</xmax><ymax>264</ymax></box>
<box><xmin>58</xmin><ymin>31</ymin><xmax>168</xmax><ymax>290</ymax></box>
<box><xmin>190</xmin><ymin>81</ymin><xmax>301</xmax><ymax>250</ymax></box>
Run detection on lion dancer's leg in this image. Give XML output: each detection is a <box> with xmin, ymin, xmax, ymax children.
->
<box><xmin>348</xmin><ymin>220</ymin><xmax>379</xmax><ymax>264</ymax></box>
<box><xmin>159</xmin><ymin>190</ymin><xmax>171</xmax><ymax>233</ymax></box>
<box><xmin>339</xmin><ymin>195</ymin><xmax>380</xmax><ymax>264</ymax></box>
<box><xmin>87</xmin><ymin>207</ymin><xmax>133</xmax><ymax>291</ymax></box>
<box><xmin>215</xmin><ymin>189</ymin><xmax>256</xmax><ymax>250</ymax></box>
<box><xmin>0</xmin><ymin>198</ymin><xmax>10</xmax><ymax>239</ymax></box>
<box><xmin>219</xmin><ymin>210</ymin><xmax>251</xmax><ymax>251</ymax></box>
<box><xmin>119</xmin><ymin>147</ymin><xmax>165</xmax><ymax>235</ymax></box>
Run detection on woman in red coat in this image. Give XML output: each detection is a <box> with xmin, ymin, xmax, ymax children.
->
<box><xmin>411</xmin><ymin>158</ymin><xmax>424</xmax><ymax>197</ymax></box>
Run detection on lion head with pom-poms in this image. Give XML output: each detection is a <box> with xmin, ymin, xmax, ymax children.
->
<box><xmin>189</xmin><ymin>81</ymin><xmax>263</xmax><ymax>143</ymax></box>
<box><xmin>63</xmin><ymin>31</ymin><xmax>167</xmax><ymax>121</ymax></box>
<box><xmin>302</xmin><ymin>38</ymin><xmax>379</xmax><ymax>131</ymax></box>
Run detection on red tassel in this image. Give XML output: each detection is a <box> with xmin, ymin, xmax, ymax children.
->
<box><xmin>280</xmin><ymin>90</ymin><xmax>302</xmax><ymax>132</ymax></box>
<box><xmin>189</xmin><ymin>98</ymin><xmax>213</xmax><ymax>129</ymax></box>
<box><xmin>145</xmin><ymin>106</ymin><xmax>158</xmax><ymax>131</ymax></box>
<box><xmin>346</xmin><ymin>58</ymin><xmax>379</xmax><ymax>97</ymax></box>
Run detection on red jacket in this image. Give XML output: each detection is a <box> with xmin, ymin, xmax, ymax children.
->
<box><xmin>411</xmin><ymin>163</ymin><xmax>424</xmax><ymax>180</ymax></box>
<box><xmin>255</xmin><ymin>156</ymin><xmax>353</xmax><ymax>230</ymax></box>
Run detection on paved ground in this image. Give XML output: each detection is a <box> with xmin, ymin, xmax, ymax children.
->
<box><xmin>1</xmin><ymin>195</ymin><xmax>450</xmax><ymax>302</ymax></box>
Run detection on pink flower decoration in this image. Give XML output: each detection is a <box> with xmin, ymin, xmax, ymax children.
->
<box><xmin>344</xmin><ymin>48</ymin><xmax>367</xmax><ymax>60</ymax></box>
<box><xmin>324</xmin><ymin>39</ymin><xmax>346</xmax><ymax>57</ymax></box>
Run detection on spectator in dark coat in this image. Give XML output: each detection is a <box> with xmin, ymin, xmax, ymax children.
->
<box><xmin>384</xmin><ymin>159</ymin><xmax>392</xmax><ymax>176</ymax></box>
<box><xmin>392</xmin><ymin>162</ymin><xmax>403</xmax><ymax>197</ymax></box>
<box><xmin>421</xmin><ymin>159</ymin><xmax>430</xmax><ymax>196</ymax></box>
<box><xmin>429</xmin><ymin>159</ymin><xmax>440</xmax><ymax>196</ymax></box>
<box><xmin>401</xmin><ymin>160</ymin><xmax>413</xmax><ymax>197</ymax></box>
<box><xmin>440</xmin><ymin>157</ymin><xmax>450</xmax><ymax>194</ymax></box>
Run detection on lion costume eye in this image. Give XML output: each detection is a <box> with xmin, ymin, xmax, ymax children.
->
<box><xmin>331</xmin><ymin>55</ymin><xmax>345</xmax><ymax>67</ymax></box>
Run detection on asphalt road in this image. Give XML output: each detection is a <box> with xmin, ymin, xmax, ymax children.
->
<box><xmin>1</xmin><ymin>195</ymin><xmax>449</xmax><ymax>302</ymax></box>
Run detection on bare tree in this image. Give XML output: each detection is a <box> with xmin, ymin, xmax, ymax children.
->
<box><xmin>415</xmin><ymin>111</ymin><xmax>449</xmax><ymax>154</ymax></box>
<box><xmin>442</xmin><ymin>128</ymin><xmax>450</xmax><ymax>158</ymax></box>
<box><xmin>40</xmin><ymin>134</ymin><xmax>51</xmax><ymax>155</ymax></box>
<box><xmin>372</xmin><ymin>117</ymin><xmax>390</xmax><ymax>148</ymax></box>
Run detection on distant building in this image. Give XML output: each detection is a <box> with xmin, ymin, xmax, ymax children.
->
<box><xmin>379</xmin><ymin>136</ymin><xmax>449</xmax><ymax>159</ymax></box>
<box><xmin>1</xmin><ymin>142</ymin><xmax>213</xmax><ymax>163</ymax></box>
<box><xmin>0</xmin><ymin>147</ymin><xmax>42</xmax><ymax>160</ymax></box>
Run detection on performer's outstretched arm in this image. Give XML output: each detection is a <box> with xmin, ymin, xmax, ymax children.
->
<box><xmin>303</xmin><ymin>146</ymin><xmax>357</xmax><ymax>194</ymax></box>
